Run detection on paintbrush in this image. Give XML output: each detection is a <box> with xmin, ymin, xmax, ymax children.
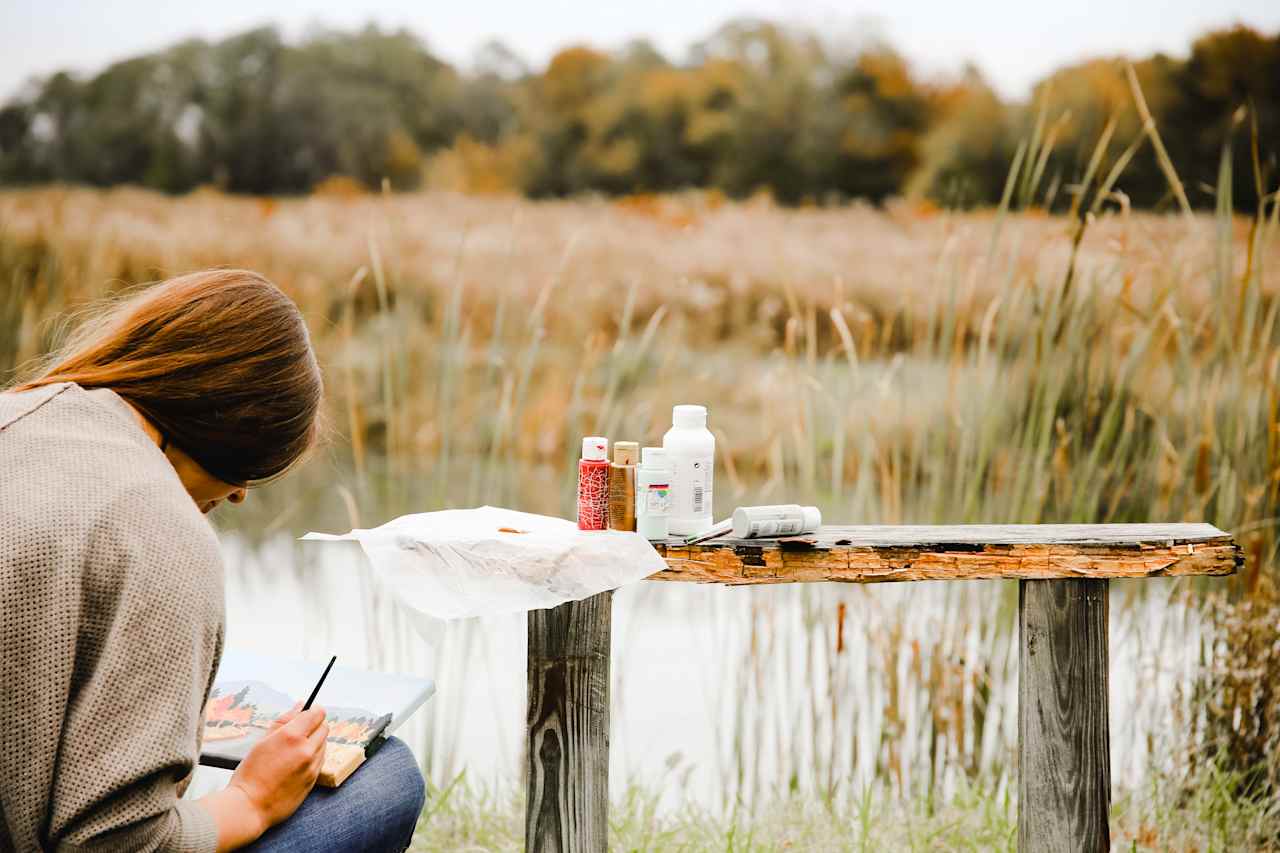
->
<box><xmin>302</xmin><ymin>655</ymin><xmax>337</xmax><ymax>711</ymax></box>
<box><xmin>682</xmin><ymin>518</ymin><xmax>732</xmax><ymax>545</ymax></box>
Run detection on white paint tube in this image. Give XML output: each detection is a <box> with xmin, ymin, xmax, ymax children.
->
<box><xmin>681</xmin><ymin>505</ymin><xmax>822</xmax><ymax>544</ymax></box>
<box><xmin>730</xmin><ymin>505</ymin><xmax>822</xmax><ymax>539</ymax></box>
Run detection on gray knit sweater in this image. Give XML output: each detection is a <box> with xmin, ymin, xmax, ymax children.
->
<box><xmin>0</xmin><ymin>383</ymin><xmax>224</xmax><ymax>853</ymax></box>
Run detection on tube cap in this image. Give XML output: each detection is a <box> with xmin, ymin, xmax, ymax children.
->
<box><xmin>640</xmin><ymin>446</ymin><xmax>668</xmax><ymax>468</ymax></box>
<box><xmin>802</xmin><ymin>506</ymin><xmax>822</xmax><ymax>531</ymax></box>
<box><xmin>672</xmin><ymin>404</ymin><xmax>708</xmax><ymax>427</ymax></box>
<box><xmin>582</xmin><ymin>436</ymin><xmax>609</xmax><ymax>461</ymax></box>
<box><xmin>613</xmin><ymin>441</ymin><xmax>639</xmax><ymax>465</ymax></box>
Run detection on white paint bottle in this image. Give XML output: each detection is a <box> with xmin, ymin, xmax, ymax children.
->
<box><xmin>663</xmin><ymin>404</ymin><xmax>715</xmax><ymax>536</ymax></box>
<box><xmin>635</xmin><ymin>447</ymin><xmax>672</xmax><ymax>540</ymax></box>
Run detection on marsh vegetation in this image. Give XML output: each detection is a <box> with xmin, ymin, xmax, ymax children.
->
<box><xmin>3</xmin><ymin>110</ymin><xmax>1279</xmax><ymax>849</ymax></box>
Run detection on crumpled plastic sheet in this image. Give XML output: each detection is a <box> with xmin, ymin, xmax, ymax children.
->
<box><xmin>301</xmin><ymin>505</ymin><xmax>668</xmax><ymax>621</ymax></box>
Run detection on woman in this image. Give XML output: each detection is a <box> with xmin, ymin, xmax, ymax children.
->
<box><xmin>0</xmin><ymin>270</ymin><xmax>424</xmax><ymax>852</ymax></box>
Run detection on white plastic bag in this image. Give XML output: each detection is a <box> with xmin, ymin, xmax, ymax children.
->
<box><xmin>301</xmin><ymin>506</ymin><xmax>667</xmax><ymax>621</ymax></box>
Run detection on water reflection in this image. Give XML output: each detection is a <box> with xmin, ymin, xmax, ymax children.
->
<box><xmin>210</xmin><ymin>521</ymin><xmax>1206</xmax><ymax>810</ymax></box>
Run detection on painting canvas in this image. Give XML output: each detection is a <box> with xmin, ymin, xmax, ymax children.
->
<box><xmin>200</xmin><ymin>649</ymin><xmax>435</xmax><ymax>785</ymax></box>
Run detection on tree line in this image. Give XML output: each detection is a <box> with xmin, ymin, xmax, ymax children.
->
<box><xmin>0</xmin><ymin>20</ymin><xmax>1276</xmax><ymax>209</ymax></box>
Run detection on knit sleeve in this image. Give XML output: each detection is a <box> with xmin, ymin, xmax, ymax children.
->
<box><xmin>49</xmin><ymin>481</ymin><xmax>225</xmax><ymax>853</ymax></box>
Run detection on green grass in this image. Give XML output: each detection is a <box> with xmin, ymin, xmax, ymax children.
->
<box><xmin>409</xmin><ymin>774</ymin><xmax>1018</xmax><ymax>852</ymax></box>
<box><xmin>410</xmin><ymin>757</ymin><xmax>1280</xmax><ymax>852</ymax></box>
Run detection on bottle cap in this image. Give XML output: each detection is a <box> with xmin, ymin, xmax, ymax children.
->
<box><xmin>640</xmin><ymin>446</ymin><xmax>668</xmax><ymax>468</ymax></box>
<box><xmin>672</xmin><ymin>404</ymin><xmax>707</xmax><ymax>428</ymax></box>
<box><xmin>613</xmin><ymin>441</ymin><xmax>639</xmax><ymax>465</ymax></box>
<box><xmin>802</xmin><ymin>506</ymin><xmax>822</xmax><ymax>531</ymax></box>
<box><xmin>581</xmin><ymin>436</ymin><xmax>608</xmax><ymax>461</ymax></box>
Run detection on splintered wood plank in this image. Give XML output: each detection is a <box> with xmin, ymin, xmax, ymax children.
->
<box><xmin>526</xmin><ymin>591</ymin><xmax>611</xmax><ymax>853</ymax></box>
<box><xmin>1019</xmin><ymin>578</ymin><xmax>1111</xmax><ymax>851</ymax></box>
<box><xmin>652</xmin><ymin>523</ymin><xmax>1239</xmax><ymax>585</ymax></box>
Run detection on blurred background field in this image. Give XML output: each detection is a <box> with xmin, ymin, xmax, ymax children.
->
<box><xmin>4</xmin><ymin>8</ymin><xmax>1280</xmax><ymax>852</ymax></box>
<box><xmin>3</xmin><ymin>179</ymin><xmax>1278</xmax><ymax>531</ymax></box>
<box><xmin>5</xmin><ymin>174</ymin><xmax>1280</xmax><ymax>849</ymax></box>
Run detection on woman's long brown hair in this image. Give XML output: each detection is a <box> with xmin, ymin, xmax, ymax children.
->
<box><xmin>14</xmin><ymin>269</ymin><xmax>323</xmax><ymax>486</ymax></box>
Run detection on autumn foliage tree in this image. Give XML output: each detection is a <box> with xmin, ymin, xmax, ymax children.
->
<box><xmin>0</xmin><ymin>20</ymin><xmax>1276</xmax><ymax>208</ymax></box>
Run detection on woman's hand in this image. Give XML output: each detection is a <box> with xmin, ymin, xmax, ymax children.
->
<box><xmin>199</xmin><ymin>707</ymin><xmax>329</xmax><ymax>851</ymax></box>
<box><xmin>230</xmin><ymin>707</ymin><xmax>329</xmax><ymax>828</ymax></box>
<box><xmin>267</xmin><ymin>702</ymin><xmax>304</xmax><ymax>732</ymax></box>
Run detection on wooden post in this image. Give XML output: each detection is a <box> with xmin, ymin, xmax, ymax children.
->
<box><xmin>526</xmin><ymin>591</ymin><xmax>611</xmax><ymax>853</ymax></box>
<box><xmin>1018</xmin><ymin>579</ymin><xmax>1110</xmax><ymax>852</ymax></box>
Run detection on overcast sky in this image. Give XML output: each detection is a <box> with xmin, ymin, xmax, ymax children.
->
<box><xmin>3</xmin><ymin>0</ymin><xmax>1278</xmax><ymax>102</ymax></box>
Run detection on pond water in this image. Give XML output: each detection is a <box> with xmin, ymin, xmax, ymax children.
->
<box><xmin>189</xmin><ymin>491</ymin><xmax>1209</xmax><ymax>810</ymax></box>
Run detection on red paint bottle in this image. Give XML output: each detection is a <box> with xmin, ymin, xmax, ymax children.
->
<box><xmin>577</xmin><ymin>436</ymin><xmax>610</xmax><ymax>530</ymax></box>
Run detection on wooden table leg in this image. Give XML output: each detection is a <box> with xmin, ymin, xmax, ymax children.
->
<box><xmin>526</xmin><ymin>591</ymin><xmax>611</xmax><ymax>853</ymax></box>
<box><xmin>1018</xmin><ymin>578</ymin><xmax>1111</xmax><ymax>852</ymax></box>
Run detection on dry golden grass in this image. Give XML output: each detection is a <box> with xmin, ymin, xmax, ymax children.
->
<box><xmin>3</xmin><ymin>185</ymin><xmax>1275</xmax><ymax>493</ymax></box>
<box><xmin>1</xmin><ymin>187</ymin><xmax>1269</xmax><ymax>335</ymax></box>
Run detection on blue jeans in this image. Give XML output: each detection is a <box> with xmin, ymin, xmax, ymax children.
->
<box><xmin>245</xmin><ymin>737</ymin><xmax>425</xmax><ymax>852</ymax></box>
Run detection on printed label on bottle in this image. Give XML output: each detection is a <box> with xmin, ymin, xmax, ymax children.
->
<box><xmin>577</xmin><ymin>461</ymin><xmax>609</xmax><ymax>531</ymax></box>
<box><xmin>672</xmin><ymin>455</ymin><xmax>713</xmax><ymax>518</ymax></box>
<box><xmin>749</xmin><ymin>519</ymin><xmax>803</xmax><ymax>537</ymax></box>
<box><xmin>608</xmin><ymin>467</ymin><xmax>636</xmax><ymax>530</ymax></box>
<box><xmin>644</xmin><ymin>484</ymin><xmax>671</xmax><ymax>514</ymax></box>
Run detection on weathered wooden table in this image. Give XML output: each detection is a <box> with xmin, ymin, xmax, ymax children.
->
<box><xmin>524</xmin><ymin>524</ymin><xmax>1240</xmax><ymax>853</ymax></box>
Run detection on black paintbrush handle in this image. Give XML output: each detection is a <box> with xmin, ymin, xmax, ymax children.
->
<box><xmin>302</xmin><ymin>655</ymin><xmax>337</xmax><ymax>711</ymax></box>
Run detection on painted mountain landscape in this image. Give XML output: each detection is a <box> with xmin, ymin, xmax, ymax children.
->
<box><xmin>203</xmin><ymin>679</ymin><xmax>392</xmax><ymax>762</ymax></box>
<box><xmin>198</xmin><ymin>650</ymin><xmax>434</xmax><ymax>767</ymax></box>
